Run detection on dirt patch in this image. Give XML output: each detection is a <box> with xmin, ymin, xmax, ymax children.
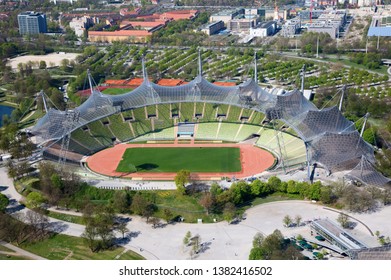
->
<box><xmin>8</xmin><ymin>53</ymin><xmax>79</xmax><ymax>69</ymax></box>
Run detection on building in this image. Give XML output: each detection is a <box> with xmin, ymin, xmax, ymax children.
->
<box><xmin>250</xmin><ymin>21</ymin><xmax>276</xmax><ymax>37</ymax></box>
<box><xmin>210</xmin><ymin>9</ymin><xmax>244</xmax><ymax>25</ymax></box>
<box><xmin>51</xmin><ymin>0</ymin><xmax>76</xmax><ymax>4</ymax></box>
<box><xmin>200</xmin><ymin>21</ymin><xmax>224</xmax><ymax>35</ymax></box>
<box><xmin>281</xmin><ymin>17</ymin><xmax>301</xmax><ymax>37</ymax></box>
<box><xmin>69</xmin><ymin>16</ymin><xmax>95</xmax><ymax>37</ymax></box>
<box><xmin>160</xmin><ymin>10</ymin><xmax>199</xmax><ymax>21</ymax></box>
<box><xmin>307</xmin><ymin>23</ymin><xmax>338</xmax><ymax>38</ymax></box>
<box><xmin>367</xmin><ymin>16</ymin><xmax>391</xmax><ymax>37</ymax></box>
<box><xmin>88</xmin><ymin>30</ymin><xmax>152</xmax><ymax>43</ymax></box>
<box><xmin>228</xmin><ymin>18</ymin><xmax>257</xmax><ymax>32</ymax></box>
<box><xmin>120</xmin><ymin>20</ymin><xmax>167</xmax><ymax>32</ymax></box>
<box><xmin>310</xmin><ymin>219</ymin><xmax>367</xmax><ymax>254</ymax></box>
<box><xmin>17</xmin><ymin>11</ymin><xmax>47</xmax><ymax>35</ymax></box>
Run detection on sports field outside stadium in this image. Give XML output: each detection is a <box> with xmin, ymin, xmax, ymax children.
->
<box><xmin>116</xmin><ymin>147</ymin><xmax>241</xmax><ymax>173</ymax></box>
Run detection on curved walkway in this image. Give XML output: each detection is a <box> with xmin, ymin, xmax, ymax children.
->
<box><xmin>1</xmin><ymin>167</ymin><xmax>391</xmax><ymax>260</ymax></box>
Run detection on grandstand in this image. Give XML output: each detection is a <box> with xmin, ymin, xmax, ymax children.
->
<box><xmin>130</xmin><ymin>127</ymin><xmax>175</xmax><ymax>142</ymax></box>
<box><xmin>216</xmin><ymin>104</ymin><xmax>229</xmax><ymax>119</ymax></box>
<box><xmin>234</xmin><ymin>124</ymin><xmax>262</xmax><ymax>142</ymax></box>
<box><xmin>195</xmin><ymin>122</ymin><xmax>220</xmax><ymax>140</ymax></box>
<box><xmin>31</xmin><ymin>54</ymin><xmax>389</xmax><ymax>186</ymax></box>
<box><xmin>202</xmin><ymin>103</ymin><xmax>218</xmax><ymax>122</ymax></box>
<box><xmin>107</xmin><ymin>114</ymin><xmax>133</xmax><ymax>142</ymax></box>
<box><xmin>179</xmin><ymin>102</ymin><xmax>195</xmax><ymax>121</ymax></box>
<box><xmin>226</xmin><ymin>105</ymin><xmax>242</xmax><ymax>123</ymax></box>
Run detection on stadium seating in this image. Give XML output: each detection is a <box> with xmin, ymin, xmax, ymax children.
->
<box><xmin>156</xmin><ymin>104</ymin><xmax>174</xmax><ymax>128</ymax></box>
<box><xmin>256</xmin><ymin>128</ymin><xmax>307</xmax><ymax>167</ymax></box>
<box><xmin>179</xmin><ymin>102</ymin><xmax>195</xmax><ymax>122</ymax></box>
<box><xmin>146</xmin><ymin>105</ymin><xmax>157</xmax><ymax>117</ymax></box>
<box><xmin>194</xmin><ymin>102</ymin><xmax>204</xmax><ymax>118</ymax></box>
<box><xmin>195</xmin><ymin>122</ymin><xmax>219</xmax><ymax>140</ymax></box>
<box><xmin>201</xmin><ymin>103</ymin><xmax>218</xmax><ymax>122</ymax></box>
<box><xmin>107</xmin><ymin>114</ymin><xmax>134</xmax><ymax>142</ymax></box>
<box><xmin>132</xmin><ymin>127</ymin><xmax>175</xmax><ymax>142</ymax></box>
<box><xmin>240</xmin><ymin>108</ymin><xmax>253</xmax><ymax>121</ymax></box>
<box><xmin>216</xmin><ymin>123</ymin><xmax>241</xmax><ymax>141</ymax></box>
<box><xmin>216</xmin><ymin>104</ymin><xmax>229</xmax><ymax>118</ymax></box>
<box><xmin>247</xmin><ymin>111</ymin><xmax>265</xmax><ymax>125</ymax></box>
<box><xmin>71</xmin><ymin>128</ymin><xmax>106</xmax><ymax>152</ymax></box>
<box><xmin>226</xmin><ymin>105</ymin><xmax>242</xmax><ymax>123</ymax></box>
<box><xmin>234</xmin><ymin>124</ymin><xmax>262</xmax><ymax>142</ymax></box>
<box><xmin>171</xmin><ymin>103</ymin><xmax>180</xmax><ymax>118</ymax></box>
<box><xmin>68</xmin><ymin>138</ymin><xmax>94</xmax><ymax>155</ymax></box>
<box><xmin>132</xmin><ymin>107</ymin><xmax>153</xmax><ymax>132</ymax></box>
<box><xmin>131</xmin><ymin>120</ymin><xmax>152</xmax><ymax>138</ymax></box>
<box><xmin>87</xmin><ymin>121</ymin><xmax>115</xmax><ymax>146</ymax></box>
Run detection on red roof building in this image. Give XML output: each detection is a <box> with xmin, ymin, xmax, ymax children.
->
<box><xmin>160</xmin><ymin>10</ymin><xmax>199</xmax><ymax>21</ymax></box>
<box><xmin>88</xmin><ymin>30</ymin><xmax>152</xmax><ymax>43</ymax></box>
<box><xmin>157</xmin><ymin>79</ymin><xmax>184</xmax><ymax>86</ymax></box>
<box><xmin>120</xmin><ymin>20</ymin><xmax>168</xmax><ymax>30</ymax></box>
<box><xmin>213</xmin><ymin>81</ymin><xmax>237</xmax><ymax>86</ymax></box>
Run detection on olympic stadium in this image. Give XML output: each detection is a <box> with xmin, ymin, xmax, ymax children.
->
<box><xmin>30</xmin><ymin>53</ymin><xmax>390</xmax><ymax>187</ymax></box>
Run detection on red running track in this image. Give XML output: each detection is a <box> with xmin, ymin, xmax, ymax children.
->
<box><xmin>86</xmin><ymin>143</ymin><xmax>275</xmax><ymax>181</ymax></box>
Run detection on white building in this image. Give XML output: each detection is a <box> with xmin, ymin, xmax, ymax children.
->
<box><xmin>69</xmin><ymin>16</ymin><xmax>94</xmax><ymax>37</ymax></box>
<box><xmin>250</xmin><ymin>21</ymin><xmax>276</xmax><ymax>37</ymax></box>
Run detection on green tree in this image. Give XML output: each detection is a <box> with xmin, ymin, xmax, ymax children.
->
<box><xmin>174</xmin><ymin>169</ymin><xmax>191</xmax><ymax>195</ymax></box>
<box><xmin>183</xmin><ymin>231</ymin><xmax>192</xmax><ymax>245</ymax></box>
<box><xmin>39</xmin><ymin>60</ymin><xmax>47</xmax><ymax>69</ymax></box>
<box><xmin>283</xmin><ymin>215</ymin><xmax>292</xmax><ymax>227</ymax></box>
<box><xmin>25</xmin><ymin>192</ymin><xmax>46</xmax><ymax>209</ymax></box>
<box><xmin>199</xmin><ymin>192</ymin><xmax>214</xmax><ymax>215</ymax></box>
<box><xmin>112</xmin><ymin>191</ymin><xmax>130</xmax><ymax>213</ymax></box>
<box><xmin>0</xmin><ymin>193</ymin><xmax>9</xmax><ymax>212</ymax></box>
<box><xmin>337</xmin><ymin>213</ymin><xmax>350</xmax><ymax>228</ymax></box>
<box><xmin>223</xmin><ymin>202</ymin><xmax>236</xmax><ymax>223</ymax></box>
<box><xmin>294</xmin><ymin>215</ymin><xmax>302</xmax><ymax>227</ymax></box>
<box><xmin>163</xmin><ymin>208</ymin><xmax>174</xmax><ymax>224</ymax></box>
<box><xmin>130</xmin><ymin>193</ymin><xmax>148</xmax><ymax>215</ymax></box>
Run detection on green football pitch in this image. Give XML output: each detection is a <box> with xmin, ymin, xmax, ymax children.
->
<box><xmin>116</xmin><ymin>147</ymin><xmax>241</xmax><ymax>173</ymax></box>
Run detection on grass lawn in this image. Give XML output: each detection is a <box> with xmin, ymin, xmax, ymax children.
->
<box><xmin>116</xmin><ymin>147</ymin><xmax>241</xmax><ymax>173</ymax></box>
<box><xmin>47</xmin><ymin>211</ymin><xmax>85</xmax><ymax>225</ymax></box>
<box><xmin>0</xmin><ymin>244</ymin><xmax>13</xmax><ymax>252</ymax></box>
<box><xmin>20</xmin><ymin>234</ymin><xmax>144</xmax><ymax>260</ymax></box>
<box><xmin>249</xmin><ymin>193</ymin><xmax>300</xmax><ymax>207</ymax></box>
<box><xmin>153</xmin><ymin>190</ymin><xmax>209</xmax><ymax>223</ymax></box>
<box><xmin>0</xmin><ymin>253</ymin><xmax>31</xmax><ymax>260</ymax></box>
<box><xmin>325</xmin><ymin>57</ymin><xmax>389</xmax><ymax>75</ymax></box>
<box><xmin>102</xmin><ymin>88</ymin><xmax>133</xmax><ymax>95</ymax></box>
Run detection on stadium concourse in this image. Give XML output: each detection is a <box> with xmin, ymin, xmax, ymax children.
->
<box><xmin>31</xmin><ymin>52</ymin><xmax>390</xmax><ymax>187</ymax></box>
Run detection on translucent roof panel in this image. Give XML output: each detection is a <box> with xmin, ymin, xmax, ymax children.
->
<box><xmin>345</xmin><ymin>156</ymin><xmax>391</xmax><ymax>187</ymax></box>
<box><xmin>308</xmin><ymin>131</ymin><xmax>375</xmax><ymax>172</ymax></box>
<box><xmin>288</xmin><ymin>106</ymin><xmax>356</xmax><ymax>142</ymax></box>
